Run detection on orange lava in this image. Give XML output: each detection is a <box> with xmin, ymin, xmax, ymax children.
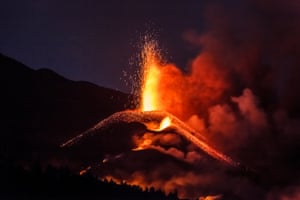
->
<box><xmin>140</xmin><ymin>39</ymin><xmax>186</xmax><ymax>119</ymax></box>
<box><xmin>158</xmin><ymin>117</ymin><xmax>171</xmax><ymax>131</ymax></box>
<box><xmin>140</xmin><ymin>39</ymin><xmax>162</xmax><ymax>111</ymax></box>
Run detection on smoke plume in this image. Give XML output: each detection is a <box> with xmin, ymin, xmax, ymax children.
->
<box><xmin>134</xmin><ymin>0</ymin><xmax>300</xmax><ymax>198</ymax></box>
<box><xmin>67</xmin><ymin>1</ymin><xmax>300</xmax><ymax>199</ymax></box>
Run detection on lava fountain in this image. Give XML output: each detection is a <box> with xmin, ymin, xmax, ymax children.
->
<box><xmin>140</xmin><ymin>39</ymin><xmax>162</xmax><ymax>111</ymax></box>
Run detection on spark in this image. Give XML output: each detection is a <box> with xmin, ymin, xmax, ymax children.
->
<box><xmin>79</xmin><ymin>166</ymin><xmax>91</xmax><ymax>176</ymax></box>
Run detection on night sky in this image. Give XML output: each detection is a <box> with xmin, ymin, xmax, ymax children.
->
<box><xmin>0</xmin><ymin>0</ymin><xmax>214</xmax><ymax>92</ymax></box>
<box><xmin>3</xmin><ymin>1</ymin><xmax>300</xmax><ymax>199</ymax></box>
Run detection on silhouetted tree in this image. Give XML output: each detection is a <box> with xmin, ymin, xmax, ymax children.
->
<box><xmin>0</xmin><ymin>159</ymin><xmax>179</xmax><ymax>200</ymax></box>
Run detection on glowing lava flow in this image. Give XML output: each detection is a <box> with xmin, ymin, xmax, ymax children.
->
<box><xmin>61</xmin><ymin>110</ymin><xmax>240</xmax><ymax>168</ymax></box>
<box><xmin>146</xmin><ymin>115</ymin><xmax>239</xmax><ymax>167</ymax></box>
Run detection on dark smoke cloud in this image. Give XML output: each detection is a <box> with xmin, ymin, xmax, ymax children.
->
<box><xmin>162</xmin><ymin>0</ymin><xmax>300</xmax><ymax>197</ymax></box>
<box><xmin>191</xmin><ymin>0</ymin><xmax>300</xmax><ymax>112</ymax></box>
<box><xmin>68</xmin><ymin>0</ymin><xmax>300</xmax><ymax>199</ymax></box>
<box><xmin>179</xmin><ymin>0</ymin><xmax>300</xmax><ymax>199</ymax></box>
<box><xmin>267</xmin><ymin>186</ymin><xmax>300</xmax><ymax>200</ymax></box>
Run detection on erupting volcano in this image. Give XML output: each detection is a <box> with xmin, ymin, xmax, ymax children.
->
<box><xmin>61</xmin><ymin>38</ymin><xmax>245</xmax><ymax>199</ymax></box>
<box><xmin>3</xmin><ymin>0</ymin><xmax>300</xmax><ymax>199</ymax></box>
<box><xmin>61</xmin><ymin>39</ymin><xmax>240</xmax><ymax>167</ymax></box>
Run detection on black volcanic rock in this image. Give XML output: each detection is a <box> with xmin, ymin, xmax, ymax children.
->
<box><xmin>0</xmin><ymin>53</ymin><xmax>132</xmax><ymax>163</ymax></box>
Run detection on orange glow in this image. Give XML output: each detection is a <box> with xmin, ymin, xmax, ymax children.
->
<box><xmin>132</xmin><ymin>133</ymin><xmax>154</xmax><ymax>151</ymax></box>
<box><xmin>159</xmin><ymin>117</ymin><xmax>171</xmax><ymax>130</ymax></box>
<box><xmin>133</xmin><ymin>138</ymin><xmax>152</xmax><ymax>151</ymax></box>
<box><xmin>140</xmin><ymin>40</ymin><xmax>162</xmax><ymax>111</ymax></box>
<box><xmin>133</xmin><ymin>117</ymin><xmax>172</xmax><ymax>152</ymax></box>
<box><xmin>61</xmin><ymin>31</ymin><xmax>245</xmax><ymax>199</ymax></box>
<box><xmin>79</xmin><ymin>166</ymin><xmax>91</xmax><ymax>176</ymax></box>
<box><xmin>126</xmin><ymin>37</ymin><xmax>232</xmax><ymax>199</ymax></box>
<box><xmin>138</xmin><ymin>38</ymin><xmax>229</xmax><ymax>121</ymax></box>
<box><xmin>139</xmin><ymin>39</ymin><xmax>187</xmax><ymax>119</ymax></box>
<box><xmin>144</xmin><ymin>117</ymin><xmax>172</xmax><ymax>132</ymax></box>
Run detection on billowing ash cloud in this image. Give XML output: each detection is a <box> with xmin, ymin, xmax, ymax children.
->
<box><xmin>65</xmin><ymin>1</ymin><xmax>300</xmax><ymax>199</ymax></box>
<box><xmin>183</xmin><ymin>1</ymin><xmax>300</xmax><ymax>199</ymax></box>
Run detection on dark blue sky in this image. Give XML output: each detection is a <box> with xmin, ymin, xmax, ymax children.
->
<box><xmin>0</xmin><ymin>0</ymin><xmax>210</xmax><ymax>92</ymax></box>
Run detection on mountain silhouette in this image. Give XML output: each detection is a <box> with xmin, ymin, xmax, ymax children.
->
<box><xmin>0</xmin><ymin>53</ymin><xmax>261</xmax><ymax>200</ymax></box>
<box><xmin>0</xmin><ymin>53</ymin><xmax>132</xmax><ymax>164</ymax></box>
